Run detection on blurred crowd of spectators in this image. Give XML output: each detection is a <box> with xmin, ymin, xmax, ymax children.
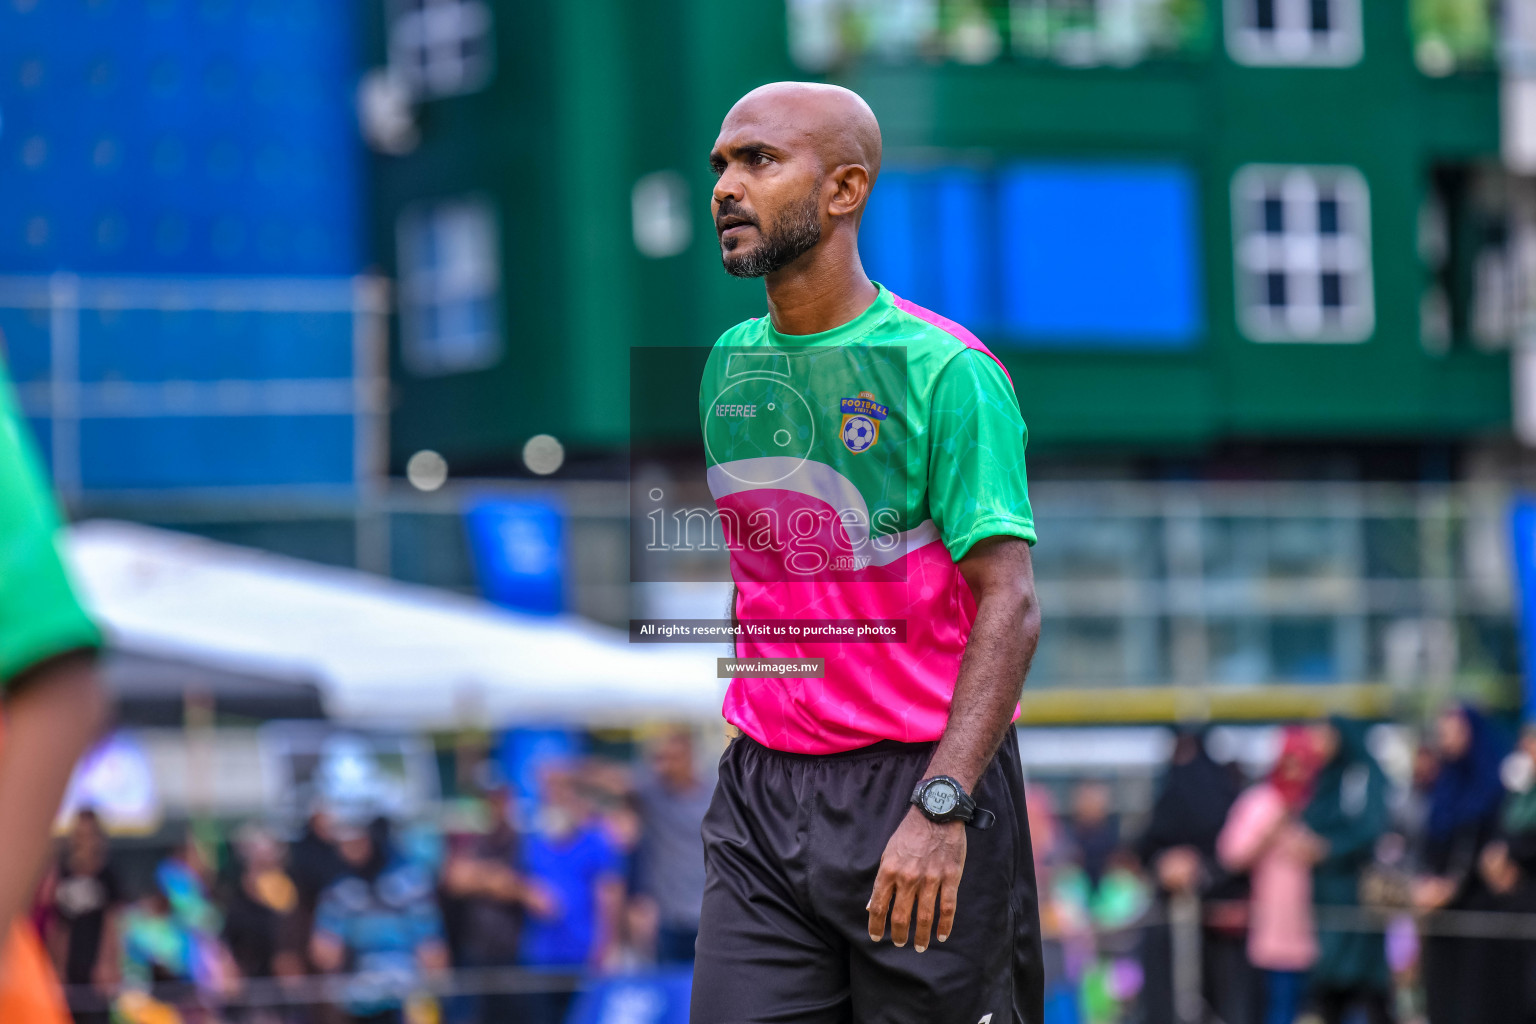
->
<box><xmin>1032</xmin><ymin>703</ymin><xmax>1536</xmax><ymax>1024</ymax></box>
<box><xmin>36</xmin><ymin>727</ymin><xmax>711</xmax><ymax>1024</ymax></box>
<box><xmin>35</xmin><ymin>706</ymin><xmax>1536</xmax><ymax>1024</ymax></box>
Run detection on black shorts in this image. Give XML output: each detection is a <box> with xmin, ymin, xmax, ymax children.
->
<box><xmin>691</xmin><ymin>730</ymin><xmax>1043</xmax><ymax>1024</ymax></box>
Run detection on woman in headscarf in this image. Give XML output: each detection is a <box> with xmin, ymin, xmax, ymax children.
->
<box><xmin>1415</xmin><ymin>702</ymin><xmax>1510</xmax><ymax>1024</ymax></box>
<box><xmin>1218</xmin><ymin>725</ymin><xmax>1324</xmax><ymax>1024</ymax></box>
<box><xmin>1136</xmin><ymin>726</ymin><xmax>1254</xmax><ymax>1024</ymax></box>
<box><xmin>1300</xmin><ymin>717</ymin><xmax>1393</xmax><ymax>1024</ymax></box>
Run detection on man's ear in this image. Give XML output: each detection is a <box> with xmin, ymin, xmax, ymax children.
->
<box><xmin>827</xmin><ymin>164</ymin><xmax>871</xmax><ymax>219</ymax></box>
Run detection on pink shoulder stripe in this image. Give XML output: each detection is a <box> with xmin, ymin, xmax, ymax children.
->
<box><xmin>888</xmin><ymin>293</ymin><xmax>1013</xmax><ymax>388</ymax></box>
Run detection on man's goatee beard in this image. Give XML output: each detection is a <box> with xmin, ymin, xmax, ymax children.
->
<box><xmin>721</xmin><ymin>184</ymin><xmax>823</xmax><ymax>278</ymax></box>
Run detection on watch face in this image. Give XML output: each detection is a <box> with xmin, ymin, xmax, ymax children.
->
<box><xmin>923</xmin><ymin>780</ymin><xmax>959</xmax><ymax>815</ymax></box>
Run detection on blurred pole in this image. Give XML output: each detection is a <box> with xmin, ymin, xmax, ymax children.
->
<box><xmin>1169</xmin><ymin>893</ymin><xmax>1203</xmax><ymax>1024</ymax></box>
<box><xmin>1506</xmin><ymin>1</ymin><xmax>1536</xmax><ymax>447</ymax></box>
<box><xmin>353</xmin><ymin>275</ymin><xmax>392</xmax><ymax>575</ymax></box>
<box><xmin>184</xmin><ymin>685</ymin><xmax>216</xmax><ymax>853</ymax></box>
<box><xmin>48</xmin><ymin>272</ymin><xmax>80</xmax><ymax>504</ymax></box>
<box><xmin>1164</xmin><ymin>491</ymin><xmax>1208</xmax><ymax>709</ymax></box>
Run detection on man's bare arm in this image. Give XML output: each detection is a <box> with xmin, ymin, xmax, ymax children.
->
<box><xmin>924</xmin><ymin>536</ymin><xmax>1039</xmax><ymax>788</ymax></box>
<box><xmin>0</xmin><ymin>652</ymin><xmax>107</xmax><ymax>927</ymax></box>
<box><xmin>866</xmin><ymin>536</ymin><xmax>1039</xmax><ymax>952</ymax></box>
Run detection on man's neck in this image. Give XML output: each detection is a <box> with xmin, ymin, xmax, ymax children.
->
<box><xmin>763</xmin><ymin>239</ymin><xmax>877</xmax><ymax>336</ymax></box>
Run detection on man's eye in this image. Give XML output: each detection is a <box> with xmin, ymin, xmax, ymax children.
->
<box><xmin>752</xmin><ymin>153</ymin><xmax>771</xmax><ymax>166</ymax></box>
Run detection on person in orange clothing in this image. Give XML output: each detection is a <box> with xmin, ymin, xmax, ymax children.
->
<box><xmin>0</xmin><ymin>357</ymin><xmax>110</xmax><ymax>1021</ymax></box>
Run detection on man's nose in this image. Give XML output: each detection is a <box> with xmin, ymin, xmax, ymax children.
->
<box><xmin>713</xmin><ymin>175</ymin><xmax>744</xmax><ymax>206</ymax></box>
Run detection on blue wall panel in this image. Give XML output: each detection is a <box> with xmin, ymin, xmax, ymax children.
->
<box><xmin>77</xmin><ymin>310</ymin><xmax>353</xmax><ymax>383</ymax></box>
<box><xmin>0</xmin><ymin>307</ymin><xmax>50</xmax><ymax>384</ymax></box>
<box><xmin>0</xmin><ymin>0</ymin><xmax>361</xmax><ymax>275</ymax></box>
<box><xmin>934</xmin><ymin>169</ymin><xmax>988</xmax><ymax>330</ymax></box>
<box><xmin>0</xmin><ymin>0</ymin><xmax>363</xmax><ymax>492</ymax></box>
<box><xmin>862</xmin><ymin>161</ymin><xmax>1204</xmax><ymax>349</ymax></box>
<box><xmin>80</xmin><ymin>414</ymin><xmax>354</xmax><ymax>490</ymax></box>
<box><xmin>997</xmin><ymin>164</ymin><xmax>1202</xmax><ymax>345</ymax></box>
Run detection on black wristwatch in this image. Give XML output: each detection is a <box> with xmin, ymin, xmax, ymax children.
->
<box><xmin>910</xmin><ymin>775</ymin><xmax>995</xmax><ymax>830</ymax></box>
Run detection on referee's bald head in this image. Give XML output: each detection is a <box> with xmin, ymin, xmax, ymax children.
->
<box><xmin>727</xmin><ymin>82</ymin><xmax>882</xmax><ymax>184</ymax></box>
<box><xmin>709</xmin><ymin>82</ymin><xmax>882</xmax><ymax>278</ymax></box>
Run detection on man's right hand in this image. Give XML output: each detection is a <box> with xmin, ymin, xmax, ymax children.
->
<box><xmin>1155</xmin><ymin>846</ymin><xmax>1203</xmax><ymax>895</ymax></box>
<box><xmin>866</xmin><ymin>807</ymin><xmax>967</xmax><ymax>953</ymax></box>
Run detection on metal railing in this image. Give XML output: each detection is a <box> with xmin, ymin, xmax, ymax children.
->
<box><xmin>0</xmin><ymin>272</ymin><xmax>393</xmax><ymax>570</ymax></box>
<box><xmin>65</xmin><ymin>966</ymin><xmax>583</xmax><ymax>1020</ymax></box>
<box><xmin>1049</xmin><ymin>893</ymin><xmax>1536</xmax><ymax>1024</ymax></box>
<box><xmin>68</xmin><ymin>476</ymin><xmax>1522</xmax><ymax>710</ymax></box>
<box><xmin>60</xmin><ymin>897</ymin><xmax>1536</xmax><ymax>1022</ymax></box>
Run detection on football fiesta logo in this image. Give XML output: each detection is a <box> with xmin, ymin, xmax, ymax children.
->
<box><xmin>840</xmin><ymin>390</ymin><xmax>887</xmax><ymax>454</ymax></box>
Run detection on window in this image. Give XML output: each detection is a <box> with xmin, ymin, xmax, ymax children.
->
<box><xmin>631</xmin><ymin>171</ymin><xmax>692</xmax><ymax>259</ymax></box>
<box><xmin>1411</xmin><ymin>0</ymin><xmax>1494</xmax><ymax>75</ymax></box>
<box><xmin>1420</xmin><ymin>165</ymin><xmax>1536</xmax><ymax>353</ymax></box>
<box><xmin>397</xmin><ymin>197</ymin><xmax>501</xmax><ymax>376</ymax></box>
<box><xmin>387</xmin><ymin>0</ymin><xmax>493</xmax><ymax>99</ymax></box>
<box><xmin>786</xmin><ymin>0</ymin><xmax>938</xmax><ymax>70</ymax></box>
<box><xmin>1232</xmin><ymin>165</ymin><xmax>1373</xmax><ymax>343</ymax></box>
<box><xmin>785</xmin><ymin>0</ymin><xmax>1208</xmax><ymax>70</ymax></box>
<box><xmin>1226</xmin><ymin>0</ymin><xmax>1361</xmax><ymax>66</ymax></box>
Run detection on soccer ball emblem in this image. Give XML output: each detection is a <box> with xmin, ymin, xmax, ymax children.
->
<box><xmin>842</xmin><ymin>414</ymin><xmax>877</xmax><ymax>453</ymax></box>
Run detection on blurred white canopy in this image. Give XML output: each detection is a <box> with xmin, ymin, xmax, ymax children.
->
<box><xmin>65</xmin><ymin>520</ymin><xmax>722</xmax><ymax>730</ymax></box>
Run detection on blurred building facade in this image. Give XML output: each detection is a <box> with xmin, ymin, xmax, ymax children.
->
<box><xmin>0</xmin><ymin>0</ymin><xmax>380</xmax><ymax>508</ymax></box>
<box><xmin>368</xmin><ymin>0</ymin><xmax>1523</xmax><ymax>461</ymax></box>
<box><xmin>0</xmin><ymin>1</ymin><xmax>1530</xmax><ymax>724</ymax></box>
<box><xmin>358</xmin><ymin>0</ymin><xmax>1530</xmax><ymax>718</ymax></box>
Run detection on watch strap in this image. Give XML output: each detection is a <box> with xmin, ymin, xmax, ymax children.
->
<box><xmin>911</xmin><ymin>775</ymin><xmax>996</xmax><ymax>830</ymax></box>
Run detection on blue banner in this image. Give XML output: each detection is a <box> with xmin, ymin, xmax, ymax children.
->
<box><xmin>464</xmin><ymin>497</ymin><xmax>565</xmax><ymax>615</ymax></box>
<box><xmin>1511</xmin><ymin>497</ymin><xmax>1536</xmax><ymax>722</ymax></box>
<box><xmin>565</xmin><ymin>970</ymin><xmax>693</xmax><ymax>1024</ymax></box>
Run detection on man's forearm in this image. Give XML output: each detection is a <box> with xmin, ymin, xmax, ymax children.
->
<box><xmin>923</xmin><ymin>587</ymin><xmax>1039</xmax><ymax>791</ymax></box>
<box><xmin>868</xmin><ymin>536</ymin><xmax>1039</xmax><ymax>949</ymax></box>
<box><xmin>0</xmin><ymin>653</ymin><xmax>106</xmax><ymax>926</ymax></box>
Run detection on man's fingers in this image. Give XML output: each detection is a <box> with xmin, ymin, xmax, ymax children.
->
<box><xmin>911</xmin><ymin>876</ymin><xmax>940</xmax><ymax>952</ymax></box>
<box><xmin>866</xmin><ymin>867</ymin><xmax>895</xmax><ymax>941</ymax></box>
<box><xmin>888</xmin><ymin>873</ymin><xmax>917</xmax><ymax>947</ymax></box>
<box><xmin>936</xmin><ymin>871</ymin><xmax>961</xmax><ymax>943</ymax></box>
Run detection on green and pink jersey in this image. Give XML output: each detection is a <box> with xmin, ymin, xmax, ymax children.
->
<box><xmin>700</xmin><ymin>285</ymin><xmax>1035</xmax><ymax>754</ymax></box>
<box><xmin>0</xmin><ymin>362</ymin><xmax>100</xmax><ymax>688</ymax></box>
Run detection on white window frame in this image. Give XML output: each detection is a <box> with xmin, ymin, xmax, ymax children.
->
<box><xmin>1225</xmin><ymin>0</ymin><xmax>1362</xmax><ymax>67</ymax></box>
<box><xmin>396</xmin><ymin>196</ymin><xmax>503</xmax><ymax>376</ymax></box>
<box><xmin>1232</xmin><ymin>165</ymin><xmax>1375</xmax><ymax>343</ymax></box>
<box><xmin>387</xmin><ymin>0</ymin><xmax>494</xmax><ymax>100</ymax></box>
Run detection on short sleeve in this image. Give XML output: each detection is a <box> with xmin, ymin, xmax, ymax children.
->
<box><xmin>0</xmin><ymin>366</ymin><xmax>101</xmax><ymax>687</ymax></box>
<box><xmin>927</xmin><ymin>350</ymin><xmax>1036</xmax><ymax>561</ymax></box>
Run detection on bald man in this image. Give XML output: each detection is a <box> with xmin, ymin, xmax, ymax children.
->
<box><xmin>693</xmin><ymin>83</ymin><xmax>1044</xmax><ymax>1023</ymax></box>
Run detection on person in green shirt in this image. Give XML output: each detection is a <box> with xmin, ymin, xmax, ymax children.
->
<box><xmin>0</xmin><ymin>357</ymin><xmax>108</xmax><ymax>933</ymax></box>
<box><xmin>692</xmin><ymin>82</ymin><xmax>1043</xmax><ymax>1024</ymax></box>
